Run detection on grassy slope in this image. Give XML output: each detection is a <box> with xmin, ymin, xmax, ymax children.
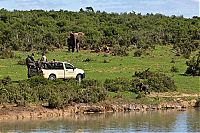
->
<box><xmin>0</xmin><ymin>46</ymin><xmax>199</xmax><ymax>93</ymax></box>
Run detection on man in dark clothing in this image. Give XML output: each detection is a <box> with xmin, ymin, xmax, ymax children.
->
<box><xmin>26</xmin><ymin>55</ymin><xmax>35</xmax><ymax>78</ymax></box>
<box><xmin>30</xmin><ymin>53</ymin><xmax>35</xmax><ymax>62</ymax></box>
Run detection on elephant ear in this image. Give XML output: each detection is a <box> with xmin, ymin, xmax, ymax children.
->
<box><xmin>78</xmin><ymin>32</ymin><xmax>85</xmax><ymax>36</ymax></box>
<box><xmin>73</xmin><ymin>33</ymin><xmax>79</xmax><ymax>37</ymax></box>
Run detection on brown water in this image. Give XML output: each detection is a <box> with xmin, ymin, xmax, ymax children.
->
<box><xmin>0</xmin><ymin>108</ymin><xmax>199</xmax><ymax>132</ymax></box>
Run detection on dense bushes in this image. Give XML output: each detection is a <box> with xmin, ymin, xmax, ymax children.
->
<box><xmin>112</xmin><ymin>45</ymin><xmax>129</xmax><ymax>56</ymax></box>
<box><xmin>133</xmin><ymin>69</ymin><xmax>176</xmax><ymax>92</ymax></box>
<box><xmin>0</xmin><ymin>69</ymin><xmax>177</xmax><ymax>107</ymax></box>
<box><xmin>0</xmin><ymin>9</ymin><xmax>198</xmax><ymax>55</ymax></box>
<box><xmin>0</xmin><ymin>77</ymin><xmax>107</xmax><ymax>108</ymax></box>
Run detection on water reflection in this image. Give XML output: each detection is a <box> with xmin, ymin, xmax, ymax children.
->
<box><xmin>0</xmin><ymin>108</ymin><xmax>199</xmax><ymax>132</ymax></box>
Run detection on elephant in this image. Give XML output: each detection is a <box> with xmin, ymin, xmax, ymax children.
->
<box><xmin>136</xmin><ymin>83</ymin><xmax>150</xmax><ymax>94</ymax></box>
<box><xmin>67</xmin><ymin>32</ymin><xmax>85</xmax><ymax>52</ymax></box>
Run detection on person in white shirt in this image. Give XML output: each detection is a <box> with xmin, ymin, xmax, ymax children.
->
<box><xmin>40</xmin><ymin>53</ymin><xmax>47</xmax><ymax>62</ymax></box>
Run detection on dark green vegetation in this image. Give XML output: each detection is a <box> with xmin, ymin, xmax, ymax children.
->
<box><xmin>0</xmin><ymin>69</ymin><xmax>176</xmax><ymax>108</ymax></box>
<box><xmin>0</xmin><ymin>76</ymin><xmax>106</xmax><ymax>108</ymax></box>
<box><xmin>185</xmin><ymin>52</ymin><xmax>200</xmax><ymax>76</ymax></box>
<box><xmin>0</xmin><ymin>9</ymin><xmax>199</xmax><ymax>57</ymax></box>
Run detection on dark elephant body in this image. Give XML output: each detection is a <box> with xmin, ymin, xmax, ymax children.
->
<box><xmin>67</xmin><ymin>32</ymin><xmax>84</xmax><ymax>52</ymax></box>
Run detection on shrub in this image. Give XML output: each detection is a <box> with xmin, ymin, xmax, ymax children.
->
<box><xmin>147</xmin><ymin>73</ymin><xmax>176</xmax><ymax>92</ymax></box>
<box><xmin>81</xmin><ymin>79</ymin><xmax>101</xmax><ymax>88</ymax></box>
<box><xmin>134</xmin><ymin>49</ymin><xmax>142</xmax><ymax>57</ymax></box>
<box><xmin>0</xmin><ymin>49</ymin><xmax>15</xmax><ymax>59</ymax></box>
<box><xmin>170</xmin><ymin>66</ymin><xmax>179</xmax><ymax>73</ymax></box>
<box><xmin>1</xmin><ymin>76</ymin><xmax>12</xmax><ymax>85</ymax></box>
<box><xmin>48</xmin><ymin>92</ymin><xmax>63</xmax><ymax>108</ymax></box>
<box><xmin>185</xmin><ymin>52</ymin><xmax>200</xmax><ymax>76</ymax></box>
<box><xmin>133</xmin><ymin>69</ymin><xmax>176</xmax><ymax>92</ymax></box>
<box><xmin>183</xmin><ymin>49</ymin><xmax>191</xmax><ymax>59</ymax></box>
<box><xmin>112</xmin><ymin>45</ymin><xmax>129</xmax><ymax>56</ymax></box>
<box><xmin>136</xmin><ymin>92</ymin><xmax>146</xmax><ymax>99</ymax></box>
<box><xmin>27</xmin><ymin>76</ymin><xmax>51</xmax><ymax>87</ymax></box>
<box><xmin>104</xmin><ymin>77</ymin><xmax>133</xmax><ymax>92</ymax></box>
<box><xmin>75</xmin><ymin>86</ymin><xmax>107</xmax><ymax>103</ymax></box>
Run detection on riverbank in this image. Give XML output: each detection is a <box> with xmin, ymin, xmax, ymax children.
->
<box><xmin>0</xmin><ymin>94</ymin><xmax>199</xmax><ymax>121</ymax></box>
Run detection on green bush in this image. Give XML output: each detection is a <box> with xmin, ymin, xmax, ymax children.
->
<box><xmin>81</xmin><ymin>79</ymin><xmax>101</xmax><ymax>88</ymax></box>
<box><xmin>185</xmin><ymin>52</ymin><xmax>200</xmax><ymax>76</ymax></box>
<box><xmin>48</xmin><ymin>92</ymin><xmax>63</xmax><ymax>108</ymax></box>
<box><xmin>112</xmin><ymin>45</ymin><xmax>129</xmax><ymax>56</ymax></box>
<box><xmin>75</xmin><ymin>86</ymin><xmax>107</xmax><ymax>103</ymax></box>
<box><xmin>134</xmin><ymin>69</ymin><xmax>176</xmax><ymax>92</ymax></box>
<box><xmin>170</xmin><ymin>66</ymin><xmax>179</xmax><ymax>73</ymax></box>
<box><xmin>1</xmin><ymin>76</ymin><xmax>12</xmax><ymax>85</ymax></box>
<box><xmin>0</xmin><ymin>49</ymin><xmax>15</xmax><ymax>59</ymax></box>
<box><xmin>27</xmin><ymin>76</ymin><xmax>51</xmax><ymax>87</ymax></box>
<box><xmin>104</xmin><ymin>77</ymin><xmax>133</xmax><ymax>92</ymax></box>
<box><xmin>134</xmin><ymin>49</ymin><xmax>142</xmax><ymax>57</ymax></box>
<box><xmin>0</xmin><ymin>77</ymin><xmax>107</xmax><ymax>108</ymax></box>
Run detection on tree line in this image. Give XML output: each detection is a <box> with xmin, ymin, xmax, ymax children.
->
<box><xmin>0</xmin><ymin>8</ymin><xmax>199</xmax><ymax>57</ymax></box>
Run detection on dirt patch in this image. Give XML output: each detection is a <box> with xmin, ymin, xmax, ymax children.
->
<box><xmin>148</xmin><ymin>92</ymin><xmax>200</xmax><ymax>98</ymax></box>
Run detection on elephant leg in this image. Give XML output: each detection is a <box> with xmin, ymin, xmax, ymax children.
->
<box><xmin>72</xmin><ymin>46</ymin><xmax>75</xmax><ymax>52</ymax></box>
<box><xmin>68</xmin><ymin>45</ymin><xmax>71</xmax><ymax>52</ymax></box>
<box><xmin>76</xmin><ymin>42</ymin><xmax>80</xmax><ymax>52</ymax></box>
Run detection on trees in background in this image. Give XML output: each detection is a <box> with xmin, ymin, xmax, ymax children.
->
<box><xmin>0</xmin><ymin>8</ymin><xmax>199</xmax><ymax>57</ymax></box>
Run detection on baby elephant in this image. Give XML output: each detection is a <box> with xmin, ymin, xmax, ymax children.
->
<box><xmin>136</xmin><ymin>83</ymin><xmax>150</xmax><ymax>94</ymax></box>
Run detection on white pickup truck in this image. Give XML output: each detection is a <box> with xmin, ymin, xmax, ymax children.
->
<box><xmin>29</xmin><ymin>61</ymin><xmax>85</xmax><ymax>82</ymax></box>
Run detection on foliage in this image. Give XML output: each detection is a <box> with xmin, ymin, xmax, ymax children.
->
<box><xmin>134</xmin><ymin>49</ymin><xmax>143</xmax><ymax>57</ymax></box>
<box><xmin>170</xmin><ymin>66</ymin><xmax>179</xmax><ymax>73</ymax></box>
<box><xmin>112</xmin><ymin>45</ymin><xmax>129</xmax><ymax>56</ymax></box>
<box><xmin>104</xmin><ymin>77</ymin><xmax>134</xmax><ymax>92</ymax></box>
<box><xmin>1</xmin><ymin>76</ymin><xmax>11</xmax><ymax>85</ymax></box>
<box><xmin>0</xmin><ymin>9</ymin><xmax>198</xmax><ymax>54</ymax></box>
<box><xmin>133</xmin><ymin>69</ymin><xmax>176</xmax><ymax>92</ymax></box>
<box><xmin>0</xmin><ymin>77</ymin><xmax>107</xmax><ymax>108</ymax></box>
<box><xmin>0</xmin><ymin>48</ymin><xmax>14</xmax><ymax>59</ymax></box>
<box><xmin>185</xmin><ymin>52</ymin><xmax>200</xmax><ymax>76</ymax></box>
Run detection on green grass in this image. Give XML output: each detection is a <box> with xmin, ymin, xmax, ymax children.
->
<box><xmin>0</xmin><ymin>46</ymin><xmax>199</xmax><ymax>93</ymax></box>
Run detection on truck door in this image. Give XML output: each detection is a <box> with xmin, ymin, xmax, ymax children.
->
<box><xmin>54</xmin><ymin>62</ymin><xmax>65</xmax><ymax>78</ymax></box>
<box><xmin>64</xmin><ymin>63</ymin><xmax>76</xmax><ymax>78</ymax></box>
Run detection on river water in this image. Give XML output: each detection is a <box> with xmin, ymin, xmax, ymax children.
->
<box><xmin>0</xmin><ymin>108</ymin><xmax>199</xmax><ymax>132</ymax></box>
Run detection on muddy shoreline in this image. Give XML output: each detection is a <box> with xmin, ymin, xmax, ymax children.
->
<box><xmin>0</xmin><ymin>98</ymin><xmax>199</xmax><ymax>121</ymax></box>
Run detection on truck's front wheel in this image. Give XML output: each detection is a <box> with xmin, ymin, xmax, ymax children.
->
<box><xmin>49</xmin><ymin>74</ymin><xmax>56</xmax><ymax>80</ymax></box>
<box><xmin>76</xmin><ymin>74</ymin><xmax>82</xmax><ymax>83</ymax></box>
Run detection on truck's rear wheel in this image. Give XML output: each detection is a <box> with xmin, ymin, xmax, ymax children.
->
<box><xmin>49</xmin><ymin>74</ymin><xmax>56</xmax><ymax>80</ymax></box>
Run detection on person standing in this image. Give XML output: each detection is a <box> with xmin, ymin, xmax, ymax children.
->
<box><xmin>30</xmin><ymin>53</ymin><xmax>35</xmax><ymax>62</ymax></box>
<box><xmin>40</xmin><ymin>53</ymin><xmax>47</xmax><ymax>62</ymax></box>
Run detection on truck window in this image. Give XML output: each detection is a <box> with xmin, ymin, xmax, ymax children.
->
<box><xmin>55</xmin><ymin>63</ymin><xmax>64</xmax><ymax>70</ymax></box>
<box><xmin>65</xmin><ymin>63</ymin><xmax>74</xmax><ymax>69</ymax></box>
